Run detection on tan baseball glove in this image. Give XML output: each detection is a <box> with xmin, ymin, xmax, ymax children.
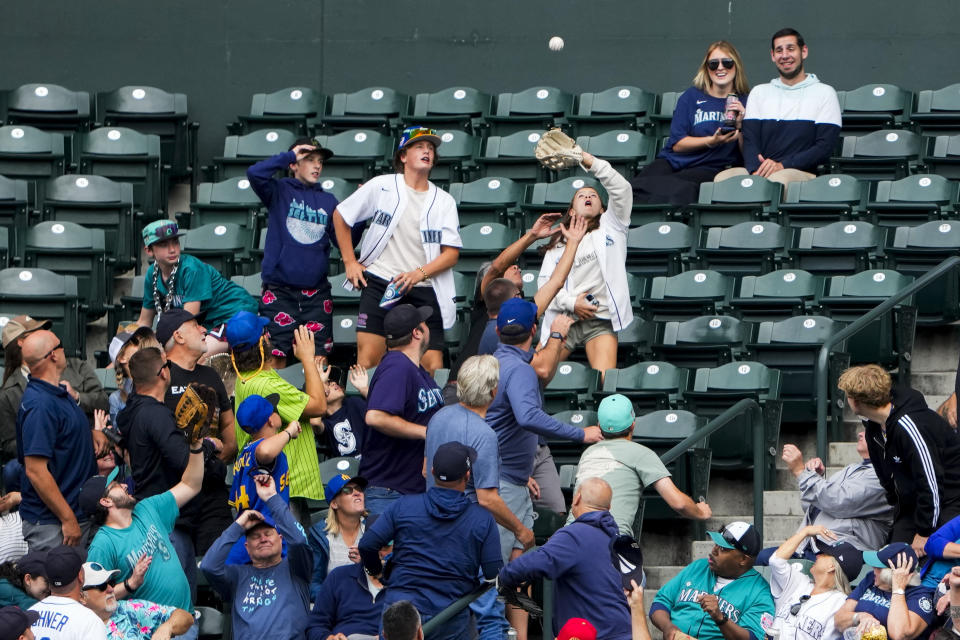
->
<box><xmin>175</xmin><ymin>383</ymin><xmax>218</xmax><ymax>446</ymax></box>
<box><xmin>534</xmin><ymin>128</ymin><xmax>583</xmax><ymax>171</ymax></box>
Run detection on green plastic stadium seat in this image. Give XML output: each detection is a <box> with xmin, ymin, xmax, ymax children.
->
<box><xmin>819</xmin><ymin>270</ymin><xmax>916</xmax><ymax>372</ymax></box>
<box><xmin>0</xmin><ymin>227</ymin><xmax>7</xmax><ymax>268</ymax></box>
<box><xmin>114</xmin><ymin>275</ymin><xmax>145</xmax><ymax>334</ymax></box>
<box><xmin>599</xmin><ymin>361</ymin><xmax>689</xmax><ymax>410</ymax></box>
<box><xmin>181</xmin><ymin>223</ymin><xmax>249</xmax><ymax>277</ymax></box>
<box><xmin>311</xmin><ymin>129</ymin><xmax>392</xmax><ymax>181</ymax></box>
<box><xmin>6</xmin><ymin>84</ymin><xmax>93</xmax><ymax>136</ymax></box>
<box><xmin>866</xmin><ymin>174</ymin><xmax>958</xmax><ymax>227</ymax></box>
<box><xmin>575</xmin><ymin>130</ymin><xmax>656</xmax><ymax>176</ymax></box>
<box><xmin>626</xmin><ymin>222</ymin><xmax>695</xmax><ymax>277</ymax></box>
<box><xmin>78</xmin><ymin>127</ymin><xmax>164</xmax><ymax>220</ymax></box>
<box><xmin>749</xmin><ymin>316</ymin><xmax>849</xmax><ymax>423</ymax></box>
<box><xmin>654</xmin><ymin>315</ymin><xmax>747</xmax><ymax>369</ymax></box>
<box><xmin>651</xmin><ymin>91</ymin><xmax>682</xmax><ymax>137</ymax></box>
<box><xmin>95</xmin><ymin>367</ymin><xmax>119</xmax><ymax>394</ymax></box>
<box><xmin>447</xmin><ymin>177</ymin><xmax>524</xmax><ymax>227</ymax></box>
<box><xmin>316</xmin><ymin>176</ymin><xmax>359</xmax><ymax>203</ymax></box>
<box><xmin>181</xmin><ymin>176</ymin><xmax>263</xmax><ymax>251</ymax></box>
<box><xmin>543</xmin><ymin>361</ymin><xmax>599</xmax><ymax>413</ymax></box>
<box><xmin>729</xmin><ymin>269</ymin><xmax>824</xmax><ymax>322</ymax></box>
<box><xmin>912</xmin><ymin>84</ymin><xmax>960</xmax><ymax>135</ymax></box>
<box><xmin>328</xmin><ymin>272</ymin><xmax>362</xmax><ymax>317</ymax></box>
<box><xmin>682</xmin><ymin>361</ymin><xmax>782</xmax><ymax>481</ymax></box>
<box><xmin>322</xmin><ymin>87</ymin><xmax>410</xmax><ymax>133</ymax></box>
<box><xmin>276</xmin><ymin>363</ymin><xmax>305</xmax><ymax>389</ymax></box>
<box><xmin>432</xmin><ymin>129</ymin><xmax>480</xmax><ymax>185</ymax></box>
<box><xmin>332</xmin><ymin>315</ymin><xmax>359</xmax><ymax>355</ymax></box>
<box><xmin>570</xmin><ymin>86</ymin><xmax>657</xmax><ymax>135</ymax></box>
<box><xmin>836</xmin><ymin>84</ymin><xmax>913</xmax><ymax>132</ymax></box>
<box><xmin>886</xmin><ymin>220</ymin><xmax>960</xmax><ymax>324</ymax></box>
<box><xmin>24</xmin><ymin>221</ymin><xmax>110</xmax><ymax>317</ymax></box>
<box><xmin>237</xmin><ymin>87</ymin><xmax>325</xmax><ymax>136</ymax></box>
<box><xmin>41</xmin><ymin>174</ymin><xmax>137</xmax><ymax>272</ymax></box>
<box><xmin>195</xmin><ymin>605</ymin><xmax>224</xmax><ymax>639</ymax></box>
<box><xmin>698</xmin><ymin>221</ymin><xmax>788</xmax><ymax>277</ymax></box>
<box><xmin>0</xmin><ymin>125</ymin><xmax>66</xmax><ymax>202</ymax></box>
<box><xmin>546</xmin><ymin>409</ymin><xmax>598</xmax><ymax>467</ymax></box>
<box><xmin>688</xmin><ymin>175</ymin><xmax>782</xmax><ymax>229</ymax></box>
<box><xmin>487</xmin><ymin>87</ymin><xmax>573</xmax><ymax>135</ymax></box>
<box><xmin>230</xmin><ymin>272</ymin><xmax>262</xmax><ymax>298</ymax></box>
<box><xmin>213</xmin><ymin>128</ymin><xmax>297</xmax><ymax>181</ymax></box>
<box><xmin>96</xmin><ymin>85</ymin><xmax>196</xmax><ymax>179</ymax></box>
<box><xmin>0</xmin><ymin>267</ymin><xmax>83</xmax><ymax>357</ymax></box>
<box><xmin>637</xmin><ymin>269</ymin><xmax>734</xmax><ymax>321</ymax></box>
<box><xmin>318</xmin><ymin>456</ymin><xmax>360</xmax><ymax>484</ymax></box>
<box><xmin>777</xmin><ymin>174</ymin><xmax>867</xmax><ymax>228</ymax></box>
<box><xmin>407</xmin><ymin>87</ymin><xmax>492</xmax><ymax>133</ymax></box>
<box><xmin>0</xmin><ymin>175</ymin><xmax>30</xmax><ymax>263</ymax></box>
<box><xmin>479</xmin><ymin>130</ymin><xmax>550</xmax><ymax>183</ymax></box>
<box><xmin>830</xmin><ymin>130</ymin><xmax>921</xmax><ymax>181</ymax></box>
<box><xmin>456</xmin><ymin>222</ymin><xmax>519</xmax><ymax>278</ymax></box>
<box><xmin>788</xmin><ymin>221</ymin><xmax>884</xmax><ymax>275</ymax></box>
<box><xmin>615</xmin><ymin>316</ymin><xmax>657</xmax><ymax>363</ymax></box>
<box><xmin>922</xmin><ymin>135</ymin><xmax>960</xmax><ymax>180</ymax></box>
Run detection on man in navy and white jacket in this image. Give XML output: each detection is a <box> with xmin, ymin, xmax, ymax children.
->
<box><xmin>715</xmin><ymin>28</ymin><xmax>841</xmax><ymax>188</ymax></box>
<box><xmin>498</xmin><ymin>477</ymin><xmax>631</xmax><ymax>640</ymax></box>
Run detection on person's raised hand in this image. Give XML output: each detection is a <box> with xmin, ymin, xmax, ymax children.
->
<box><xmin>315</xmin><ymin>356</ymin><xmax>331</xmax><ymax>384</ymax></box>
<box><xmin>91</xmin><ymin>429</ymin><xmax>111</xmax><ymax>457</ymax></box>
<box><xmin>781</xmin><ymin>444</ymin><xmax>805</xmax><ymax>476</ymax></box>
<box><xmin>560</xmin><ymin>213</ymin><xmax>589</xmax><ymax>245</ymax></box>
<box><xmin>292</xmin><ymin>143</ymin><xmax>320</xmax><ymax>161</ymax></box>
<box><xmin>284</xmin><ymin>421</ymin><xmax>302</xmax><ymax>440</ymax></box>
<box><xmin>348</xmin><ymin>364</ymin><xmax>369</xmax><ymax>396</ymax></box>
<box><xmin>292</xmin><ymin>325</ymin><xmax>316</xmax><ymax>363</ymax></box>
<box><xmin>254</xmin><ymin>473</ymin><xmax>278</xmax><ymax>501</ymax></box>
<box><xmin>129</xmin><ymin>552</ymin><xmax>153</xmax><ymax>591</ymax></box>
<box><xmin>805</xmin><ymin>456</ymin><xmax>826</xmax><ymax>475</ymax></box>
<box><xmin>582</xmin><ymin>425</ymin><xmax>603</xmax><ymax>444</ymax></box>
<box><xmin>529</xmin><ymin>212</ymin><xmax>562</xmax><ymax>239</ymax></box>
<box><xmin>237</xmin><ymin>509</ymin><xmax>265</xmax><ymax>530</ymax></box>
<box><xmin>573</xmin><ymin>293</ymin><xmax>597</xmax><ymax>320</ymax></box>
<box><xmin>626</xmin><ymin>578</ymin><xmax>645</xmax><ymax>609</ymax></box>
<box><xmin>695</xmin><ymin>499</ymin><xmax>713</xmax><ymax>520</ymax></box>
<box><xmin>803</xmin><ymin>524</ymin><xmax>837</xmax><ymax>541</ymax></box>
<box><xmin>94</xmin><ymin>409</ymin><xmax>109</xmax><ymax>432</ymax></box>
<box><xmin>890</xmin><ymin>551</ymin><xmax>916</xmax><ymax>592</ymax></box>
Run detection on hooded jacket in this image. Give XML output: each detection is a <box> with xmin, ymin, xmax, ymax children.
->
<box><xmin>863</xmin><ymin>387</ymin><xmax>960</xmax><ymax>536</ymax></box>
<box><xmin>741</xmin><ymin>73</ymin><xmax>841</xmax><ymax>173</ymax></box>
<box><xmin>247</xmin><ymin>151</ymin><xmax>340</xmax><ymax>289</ymax></box>
<box><xmin>499</xmin><ymin>510</ymin><xmax>631</xmax><ymax>640</ymax></box>
<box><xmin>357</xmin><ymin>486</ymin><xmax>501</xmax><ymax>617</ymax></box>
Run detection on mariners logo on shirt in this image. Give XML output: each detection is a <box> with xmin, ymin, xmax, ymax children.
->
<box><xmin>919</xmin><ymin>596</ymin><xmax>933</xmax><ymax>613</ymax></box>
<box><xmin>286</xmin><ymin>199</ymin><xmax>329</xmax><ymax>244</ymax></box>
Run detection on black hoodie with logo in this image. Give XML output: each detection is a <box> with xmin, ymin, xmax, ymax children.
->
<box><xmin>863</xmin><ymin>386</ymin><xmax>960</xmax><ymax>537</ymax></box>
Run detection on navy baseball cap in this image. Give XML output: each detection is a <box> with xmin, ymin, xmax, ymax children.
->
<box><xmin>16</xmin><ymin>549</ymin><xmax>47</xmax><ymax>578</ymax></box>
<box><xmin>226</xmin><ymin>311</ymin><xmax>269</xmax><ymax>351</ymax></box>
<box><xmin>497</xmin><ymin>298</ymin><xmax>537</xmax><ymax>335</ymax></box>
<box><xmin>863</xmin><ymin>542</ymin><xmax>916</xmax><ymax>569</ymax></box>
<box><xmin>325</xmin><ymin>473</ymin><xmax>368</xmax><ymax>499</ymax></box>
<box><xmin>156</xmin><ymin>309</ymin><xmax>197</xmax><ymax>345</ymax></box>
<box><xmin>708</xmin><ymin>521</ymin><xmax>762</xmax><ymax>557</ymax></box>
<box><xmin>236</xmin><ymin>394</ymin><xmax>281</xmax><ymax>434</ymax></box>
<box><xmin>0</xmin><ymin>606</ymin><xmax>39</xmax><ymax>640</ymax></box>
<box><xmin>79</xmin><ymin>466</ymin><xmax>121</xmax><ymax>516</ymax></box>
<box><xmin>383</xmin><ymin>304</ymin><xmax>432</xmax><ymax>340</ymax></box>
<box><xmin>432</xmin><ymin>442</ymin><xmax>477</xmax><ymax>482</ymax></box>
<box><xmin>814</xmin><ymin>539</ymin><xmax>864</xmax><ymax>581</ymax></box>
<box><xmin>45</xmin><ymin>545</ymin><xmax>86</xmax><ymax>588</ymax></box>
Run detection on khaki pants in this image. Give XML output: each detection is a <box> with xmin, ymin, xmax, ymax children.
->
<box><xmin>714</xmin><ymin>166</ymin><xmax>815</xmax><ymax>194</ymax></box>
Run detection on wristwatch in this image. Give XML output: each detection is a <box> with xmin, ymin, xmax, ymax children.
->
<box><xmin>549</xmin><ymin>331</ymin><xmax>564</xmax><ymax>340</ymax></box>
<box><xmin>716</xmin><ymin>614</ymin><xmax>729</xmax><ymax>626</ymax></box>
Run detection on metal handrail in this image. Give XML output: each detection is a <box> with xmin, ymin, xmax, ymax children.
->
<box><xmin>815</xmin><ymin>256</ymin><xmax>960</xmax><ymax>460</ymax></box>
<box><xmin>422</xmin><ymin>582</ymin><xmax>493</xmax><ymax>637</ymax></box>
<box><xmin>660</xmin><ymin>398</ymin><xmax>766</xmax><ymax>537</ymax></box>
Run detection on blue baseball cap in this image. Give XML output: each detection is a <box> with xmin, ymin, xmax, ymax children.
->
<box><xmin>325</xmin><ymin>473</ymin><xmax>368</xmax><ymax>499</ymax></box>
<box><xmin>863</xmin><ymin>542</ymin><xmax>916</xmax><ymax>569</ymax></box>
<box><xmin>497</xmin><ymin>298</ymin><xmax>537</xmax><ymax>335</ymax></box>
<box><xmin>226</xmin><ymin>311</ymin><xmax>269</xmax><ymax>351</ymax></box>
<box><xmin>236</xmin><ymin>394</ymin><xmax>280</xmax><ymax>434</ymax></box>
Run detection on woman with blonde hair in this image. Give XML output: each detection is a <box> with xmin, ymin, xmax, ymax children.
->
<box><xmin>307</xmin><ymin>473</ymin><xmax>370</xmax><ymax>602</ymax></box>
<box><xmin>768</xmin><ymin>525</ymin><xmax>863</xmax><ymax>640</ymax></box>
<box><xmin>631</xmin><ymin>40</ymin><xmax>750</xmax><ymax>204</ymax></box>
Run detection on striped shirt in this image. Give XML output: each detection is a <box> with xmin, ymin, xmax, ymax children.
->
<box><xmin>234</xmin><ymin>369</ymin><xmax>325</xmax><ymax>500</ymax></box>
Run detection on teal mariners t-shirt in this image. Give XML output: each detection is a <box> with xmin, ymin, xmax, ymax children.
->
<box><xmin>87</xmin><ymin>492</ymin><xmax>193</xmax><ymax>612</ymax></box>
<box><xmin>652</xmin><ymin>558</ymin><xmax>774</xmax><ymax>640</ymax></box>
<box><xmin>142</xmin><ymin>253</ymin><xmax>257</xmax><ymax>328</ymax></box>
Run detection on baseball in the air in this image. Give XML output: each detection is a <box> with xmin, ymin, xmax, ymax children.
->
<box><xmin>548</xmin><ymin>36</ymin><xmax>564</xmax><ymax>51</ymax></box>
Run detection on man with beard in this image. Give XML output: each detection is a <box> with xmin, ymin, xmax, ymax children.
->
<box><xmin>226</xmin><ymin>311</ymin><xmax>328</xmax><ymax>526</ymax></box>
<box><xmin>358</xmin><ymin>304</ymin><xmax>445</xmax><ymax>516</ymax></box>
<box><xmin>714</xmin><ymin>27</ymin><xmax>841</xmax><ymax>188</ymax></box>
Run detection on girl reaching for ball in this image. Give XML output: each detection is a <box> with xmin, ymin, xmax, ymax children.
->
<box><xmin>536</xmin><ymin>148</ymin><xmax>633</xmax><ymax>375</ymax></box>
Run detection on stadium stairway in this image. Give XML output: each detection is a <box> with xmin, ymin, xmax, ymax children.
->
<box><xmin>638</xmin><ymin>324</ymin><xmax>959</xmax><ymax>637</ymax></box>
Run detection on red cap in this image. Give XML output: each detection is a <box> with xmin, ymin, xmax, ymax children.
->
<box><xmin>557</xmin><ymin>618</ymin><xmax>597</xmax><ymax>640</ymax></box>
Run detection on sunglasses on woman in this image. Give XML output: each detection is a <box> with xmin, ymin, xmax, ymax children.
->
<box><xmin>708</xmin><ymin>58</ymin><xmax>735</xmax><ymax>71</ymax></box>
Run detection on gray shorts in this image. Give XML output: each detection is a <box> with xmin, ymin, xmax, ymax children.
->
<box><xmin>564</xmin><ymin>318</ymin><xmax>615</xmax><ymax>352</ymax></box>
<box><xmin>498</xmin><ymin>480</ymin><xmax>534</xmax><ymax>563</ymax></box>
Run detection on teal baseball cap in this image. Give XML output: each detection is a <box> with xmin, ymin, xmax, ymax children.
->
<box><xmin>142</xmin><ymin>220</ymin><xmax>185</xmax><ymax>247</ymax></box>
<box><xmin>597</xmin><ymin>394</ymin><xmax>635</xmax><ymax>434</ymax></box>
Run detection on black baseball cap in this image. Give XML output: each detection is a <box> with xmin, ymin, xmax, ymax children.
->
<box><xmin>432</xmin><ymin>442</ymin><xmax>477</xmax><ymax>482</ymax></box>
<box><xmin>0</xmin><ymin>606</ymin><xmax>39</xmax><ymax>640</ymax></box>
<box><xmin>45</xmin><ymin>545</ymin><xmax>86</xmax><ymax>588</ymax></box>
<box><xmin>156</xmin><ymin>309</ymin><xmax>198</xmax><ymax>345</ymax></box>
<box><xmin>814</xmin><ymin>539</ymin><xmax>864</xmax><ymax>582</ymax></box>
<box><xmin>15</xmin><ymin>549</ymin><xmax>47</xmax><ymax>578</ymax></box>
<box><xmin>611</xmin><ymin>534</ymin><xmax>645</xmax><ymax>590</ymax></box>
<box><xmin>290</xmin><ymin>137</ymin><xmax>334</xmax><ymax>161</ymax></box>
<box><xmin>383</xmin><ymin>304</ymin><xmax>433</xmax><ymax>340</ymax></box>
<box><xmin>79</xmin><ymin>466</ymin><xmax>121</xmax><ymax>516</ymax></box>
<box><xmin>707</xmin><ymin>521</ymin><xmax>762</xmax><ymax>558</ymax></box>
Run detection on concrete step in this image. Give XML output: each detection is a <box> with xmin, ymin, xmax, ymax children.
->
<box><xmin>645</xmin><ymin>565</ymin><xmax>686</xmax><ymax>589</ymax></box>
<box><xmin>912</xmin><ymin>371</ymin><xmax>955</xmax><ymax>398</ymax></box>
<box><xmin>911</xmin><ymin>325</ymin><xmax>960</xmax><ymax>373</ymax></box>
<box><xmin>763</xmin><ymin>491</ymin><xmax>803</xmax><ymax>516</ymax></box>
<box><xmin>705</xmin><ymin>475</ymin><xmax>753</xmax><ymax>516</ymax></box>
<box><xmin>705</xmin><ymin>515</ymin><xmax>753</xmax><ymax>530</ymax></box>
<box><xmin>762</xmin><ymin>514</ymin><xmax>803</xmax><ymax>541</ymax></box>
<box><xmin>828</xmin><ymin>442</ymin><xmax>860</xmax><ymax>467</ymax></box>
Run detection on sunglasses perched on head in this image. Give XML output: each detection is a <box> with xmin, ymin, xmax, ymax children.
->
<box><xmin>708</xmin><ymin>58</ymin><xmax>735</xmax><ymax>71</ymax></box>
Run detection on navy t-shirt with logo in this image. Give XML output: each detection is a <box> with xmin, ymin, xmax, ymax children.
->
<box><xmin>359</xmin><ymin>351</ymin><xmax>443</xmax><ymax>494</ymax></box>
<box><xmin>848</xmin><ymin>573</ymin><xmax>936</xmax><ymax>637</ymax></box>
<box><xmin>321</xmin><ymin>396</ymin><xmax>368</xmax><ymax>459</ymax></box>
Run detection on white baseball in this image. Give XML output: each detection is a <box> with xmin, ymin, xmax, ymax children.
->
<box><xmin>549</xmin><ymin>36</ymin><xmax>564</xmax><ymax>51</ymax></box>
